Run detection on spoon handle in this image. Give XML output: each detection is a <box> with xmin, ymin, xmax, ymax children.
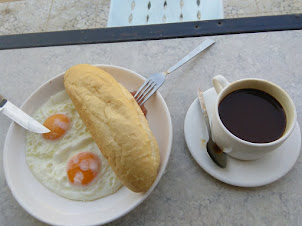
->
<box><xmin>197</xmin><ymin>89</ymin><xmax>211</xmax><ymax>137</ymax></box>
<box><xmin>165</xmin><ymin>39</ymin><xmax>215</xmax><ymax>75</ymax></box>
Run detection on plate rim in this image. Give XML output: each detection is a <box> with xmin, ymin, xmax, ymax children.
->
<box><xmin>3</xmin><ymin>64</ymin><xmax>173</xmax><ymax>226</ymax></box>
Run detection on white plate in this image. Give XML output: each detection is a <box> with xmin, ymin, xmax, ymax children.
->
<box><xmin>184</xmin><ymin>88</ymin><xmax>301</xmax><ymax>187</ymax></box>
<box><xmin>3</xmin><ymin>65</ymin><xmax>173</xmax><ymax>226</ymax></box>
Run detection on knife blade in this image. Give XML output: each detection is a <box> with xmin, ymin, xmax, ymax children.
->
<box><xmin>0</xmin><ymin>95</ymin><xmax>50</xmax><ymax>133</ymax></box>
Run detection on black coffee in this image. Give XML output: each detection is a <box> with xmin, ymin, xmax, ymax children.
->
<box><xmin>218</xmin><ymin>89</ymin><xmax>286</xmax><ymax>143</ymax></box>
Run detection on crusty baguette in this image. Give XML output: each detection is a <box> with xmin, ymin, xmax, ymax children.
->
<box><xmin>64</xmin><ymin>64</ymin><xmax>160</xmax><ymax>192</ymax></box>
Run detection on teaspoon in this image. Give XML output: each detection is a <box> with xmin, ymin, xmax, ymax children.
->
<box><xmin>197</xmin><ymin>89</ymin><xmax>227</xmax><ymax>168</ymax></box>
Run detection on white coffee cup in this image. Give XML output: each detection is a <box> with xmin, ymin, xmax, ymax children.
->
<box><xmin>211</xmin><ymin>75</ymin><xmax>297</xmax><ymax>160</ymax></box>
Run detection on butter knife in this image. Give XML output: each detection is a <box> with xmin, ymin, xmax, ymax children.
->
<box><xmin>0</xmin><ymin>95</ymin><xmax>50</xmax><ymax>133</ymax></box>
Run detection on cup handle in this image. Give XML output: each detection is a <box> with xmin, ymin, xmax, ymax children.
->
<box><xmin>213</xmin><ymin>75</ymin><xmax>229</xmax><ymax>94</ymax></box>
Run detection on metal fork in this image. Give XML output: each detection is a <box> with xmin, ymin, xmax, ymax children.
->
<box><xmin>134</xmin><ymin>39</ymin><xmax>215</xmax><ymax>106</ymax></box>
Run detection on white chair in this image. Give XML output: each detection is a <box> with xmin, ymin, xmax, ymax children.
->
<box><xmin>107</xmin><ymin>0</ymin><xmax>224</xmax><ymax>27</ymax></box>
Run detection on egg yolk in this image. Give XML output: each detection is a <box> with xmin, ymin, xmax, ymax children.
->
<box><xmin>67</xmin><ymin>152</ymin><xmax>101</xmax><ymax>186</ymax></box>
<box><xmin>43</xmin><ymin>114</ymin><xmax>70</xmax><ymax>140</ymax></box>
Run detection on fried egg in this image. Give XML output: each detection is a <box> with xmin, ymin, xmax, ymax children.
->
<box><xmin>26</xmin><ymin>90</ymin><xmax>122</xmax><ymax>201</ymax></box>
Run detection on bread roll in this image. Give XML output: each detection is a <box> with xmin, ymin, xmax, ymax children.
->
<box><xmin>64</xmin><ymin>64</ymin><xmax>160</xmax><ymax>192</ymax></box>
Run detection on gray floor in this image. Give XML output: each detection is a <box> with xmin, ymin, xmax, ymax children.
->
<box><xmin>0</xmin><ymin>0</ymin><xmax>302</xmax><ymax>35</ymax></box>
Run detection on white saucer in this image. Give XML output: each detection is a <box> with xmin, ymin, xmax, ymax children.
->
<box><xmin>184</xmin><ymin>88</ymin><xmax>301</xmax><ymax>187</ymax></box>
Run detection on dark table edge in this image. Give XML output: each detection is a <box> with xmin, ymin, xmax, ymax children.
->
<box><xmin>0</xmin><ymin>14</ymin><xmax>301</xmax><ymax>50</ymax></box>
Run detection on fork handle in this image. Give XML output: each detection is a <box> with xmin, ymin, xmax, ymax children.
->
<box><xmin>165</xmin><ymin>39</ymin><xmax>215</xmax><ymax>75</ymax></box>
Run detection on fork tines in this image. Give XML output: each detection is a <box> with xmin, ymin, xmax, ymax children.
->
<box><xmin>134</xmin><ymin>79</ymin><xmax>156</xmax><ymax>106</ymax></box>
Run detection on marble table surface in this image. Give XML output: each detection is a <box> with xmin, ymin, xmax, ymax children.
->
<box><xmin>0</xmin><ymin>30</ymin><xmax>302</xmax><ymax>225</ymax></box>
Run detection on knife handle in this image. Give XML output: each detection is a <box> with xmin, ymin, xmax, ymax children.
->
<box><xmin>0</xmin><ymin>94</ymin><xmax>7</xmax><ymax>108</ymax></box>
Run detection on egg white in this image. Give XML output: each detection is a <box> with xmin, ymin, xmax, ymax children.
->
<box><xmin>26</xmin><ymin>90</ymin><xmax>123</xmax><ymax>201</ymax></box>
